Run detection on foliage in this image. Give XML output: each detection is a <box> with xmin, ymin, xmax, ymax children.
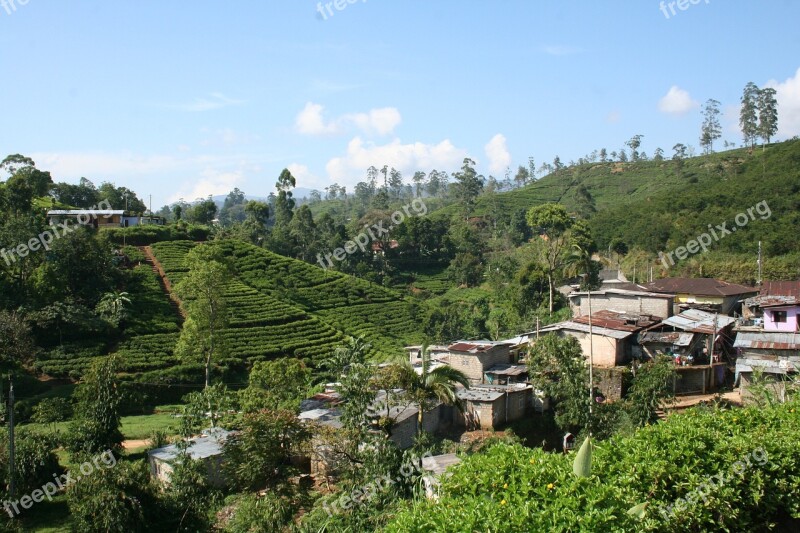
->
<box><xmin>223</xmin><ymin>493</ymin><xmax>296</xmax><ymax>533</ymax></box>
<box><xmin>387</xmin><ymin>399</ymin><xmax>800</xmax><ymax>532</ymax></box>
<box><xmin>180</xmin><ymin>384</ymin><xmax>235</xmax><ymax>437</ymax></box>
<box><xmin>223</xmin><ymin>409</ymin><xmax>310</xmax><ymax>491</ymax></box>
<box><xmin>66</xmin><ymin>460</ymin><xmax>158</xmax><ymax>533</ymax></box>
<box><xmin>527</xmin><ymin>335</ymin><xmax>590</xmax><ymax>433</ymax></box>
<box><xmin>239</xmin><ymin>358</ymin><xmax>310</xmax><ymax>413</ymax></box>
<box><xmin>31</xmin><ymin>397</ymin><xmax>72</xmax><ymax>430</ymax></box>
<box><xmin>625</xmin><ymin>357</ymin><xmax>675</xmax><ymax>426</ymax></box>
<box><xmin>159</xmin><ymin>453</ymin><xmax>221</xmax><ymax>532</ymax></box>
<box><xmin>68</xmin><ymin>356</ymin><xmax>124</xmax><ymax>456</ymax></box>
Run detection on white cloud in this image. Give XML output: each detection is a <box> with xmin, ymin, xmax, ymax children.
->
<box><xmin>484</xmin><ymin>134</ymin><xmax>511</xmax><ymax>175</ymax></box>
<box><xmin>325</xmin><ymin>137</ymin><xmax>468</xmax><ymax>184</ymax></box>
<box><xmin>286</xmin><ymin>163</ymin><xmax>318</xmax><ymax>187</ymax></box>
<box><xmin>606</xmin><ymin>110</ymin><xmax>621</xmax><ymax>124</ymax></box>
<box><xmin>171</xmin><ymin>168</ymin><xmax>244</xmax><ymax>203</ymax></box>
<box><xmin>294</xmin><ymin>102</ymin><xmax>401</xmax><ymax>137</ymax></box>
<box><xmin>295</xmin><ymin>102</ymin><xmax>339</xmax><ymax>135</ymax></box>
<box><xmin>658</xmin><ymin>86</ymin><xmax>699</xmax><ymax>116</ymax></box>
<box><xmin>766</xmin><ymin>67</ymin><xmax>800</xmax><ymax>138</ymax></box>
<box><xmin>168</xmin><ymin>92</ymin><xmax>245</xmax><ymax>112</ymax></box>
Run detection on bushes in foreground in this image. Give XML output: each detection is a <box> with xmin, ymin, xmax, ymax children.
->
<box><xmin>387</xmin><ymin>399</ymin><xmax>800</xmax><ymax>532</ymax></box>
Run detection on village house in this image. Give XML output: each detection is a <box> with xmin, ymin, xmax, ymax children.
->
<box><xmin>538</xmin><ymin>310</ymin><xmax>659</xmax><ymax>368</ymax></box>
<box><xmin>147</xmin><ymin>427</ymin><xmax>231</xmax><ymax>487</ymax></box>
<box><xmin>569</xmin><ymin>287</ymin><xmax>675</xmax><ymax>319</ymax></box>
<box><xmin>454</xmin><ymin>383</ymin><xmax>533</xmax><ymax>430</ymax></box>
<box><xmin>46</xmin><ymin>209</ymin><xmax>166</xmax><ymax>228</ymax></box>
<box><xmin>735</xmin><ymin>281</ymin><xmax>800</xmax><ymax>403</ymax></box>
<box><xmin>441</xmin><ymin>340</ymin><xmax>515</xmax><ymax>385</ymax></box>
<box><xmin>640</xmin><ymin>277</ymin><xmax>757</xmax><ymax>315</ymax></box>
<box><xmin>640</xmin><ymin>309</ymin><xmax>735</xmax><ymax>395</ymax></box>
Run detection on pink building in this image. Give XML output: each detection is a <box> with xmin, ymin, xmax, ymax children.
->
<box><xmin>762</xmin><ymin>305</ymin><xmax>800</xmax><ymax>332</ymax></box>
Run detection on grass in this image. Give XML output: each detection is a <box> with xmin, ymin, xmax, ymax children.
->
<box><xmin>17</xmin><ymin>495</ymin><xmax>72</xmax><ymax>532</ymax></box>
<box><xmin>22</xmin><ymin>405</ymin><xmax>181</xmax><ymax>441</ymax></box>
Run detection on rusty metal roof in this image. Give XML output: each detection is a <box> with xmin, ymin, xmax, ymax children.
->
<box><xmin>572</xmin><ymin>309</ymin><xmax>659</xmax><ymax>331</ymax></box>
<box><xmin>643</xmin><ymin>278</ymin><xmax>756</xmax><ymax>297</ymax></box>
<box><xmin>447</xmin><ymin>341</ymin><xmax>504</xmax><ymax>353</ymax></box>
<box><xmin>745</xmin><ymin>295</ymin><xmax>800</xmax><ymax>308</ymax></box>
<box><xmin>734</xmin><ymin>331</ymin><xmax>800</xmax><ymax>351</ymax></box>
<box><xmin>639</xmin><ymin>331</ymin><xmax>695</xmax><ymax>346</ymax></box>
<box><xmin>539</xmin><ymin>321</ymin><xmax>634</xmax><ymax>340</ymax></box>
<box><xmin>759</xmin><ymin>281</ymin><xmax>800</xmax><ymax>298</ymax></box>
<box><xmin>660</xmin><ymin>309</ymin><xmax>736</xmax><ymax>334</ymax></box>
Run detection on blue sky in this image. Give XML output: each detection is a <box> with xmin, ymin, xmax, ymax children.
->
<box><xmin>2</xmin><ymin>0</ymin><xmax>799</xmax><ymax>209</ymax></box>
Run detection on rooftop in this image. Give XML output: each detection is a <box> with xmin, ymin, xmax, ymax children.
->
<box><xmin>744</xmin><ymin>294</ymin><xmax>800</xmax><ymax>309</ymax></box>
<box><xmin>485</xmin><ymin>364</ymin><xmax>528</xmax><ymax>377</ymax></box>
<box><xmin>639</xmin><ymin>331</ymin><xmax>695</xmax><ymax>347</ymax></box>
<box><xmin>569</xmin><ymin>287</ymin><xmax>675</xmax><ymax>299</ymax></box>
<box><xmin>642</xmin><ymin>277</ymin><xmax>756</xmax><ymax>297</ymax></box>
<box><xmin>539</xmin><ymin>321</ymin><xmax>635</xmax><ymax>340</ymax></box>
<box><xmin>571</xmin><ymin>309</ymin><xmax>659</xmax><ymax>332</ymax></box>
<box><xmin>733</xmin><ymin>331</ymin><xmax>800</xmax><ymax>351</ymax></box>
<box><xmin>447</xmin><ymin>340</ymin><xmax>507</xmax><ymax>353</ymax></box>
<box><xmin>148</xmin><ymin>428</ymin><xmax>230</xmax><ymax>462</ymax></box>
<box><xmin>47</xmin><ymin>209</ymin><xmax>126</xmax><ymax>216</ymax></box>
<box><xmin>421</xmin><ymin>453</ymin><xmax>462</xmax><ymax>476</ymax></box>
<box><xmin>759</xmin><ymin>281</ymin><xmax>800</xmax><ymax>298</ymax></box>
<box><xmin>658</xmin><ymin>309</ymin><xmax>736</xmax><ymax>334</ymax></box>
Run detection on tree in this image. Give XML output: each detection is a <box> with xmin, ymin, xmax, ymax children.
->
<box><xmin>174</xmin><ymin>247</ymin><xmax>231</xmax><ymax>388</ymax></box>
<box><xmin>180</xmin><ymin>384</ymin><xmax>235</xmax><ymax>435</ymax></box>
<box><xmin>188</xmin><ymin>198</ymin><xmax>217</xmax><ymax>224</ymax></box>
<box><xmin>224</xmin><ymin>409</ymin><xmax>310</xmax><ymax>491</ymax></box>
<box><xmin>68</xmin><ymin>355</ymin><xmax>124</xmax><ymax>456</ymax></box>
<box><xmin>0</xmin><ymin>310</ymin><xmax>35</xmax><ymax>368</ymax></box>
<box><xmin>394</xmin><ymin>345</ymin><xmax>470</xmax><ymax>436</ymax></box>
<box><xmin>757</xmin><ymin>87</ymin><xmax>779</xmax><ymax>146</ymax></box>
<box><xmin>672</xmin><ymin>143</ymin><xmax>687</xmax><ymax>176</ymax></box>
<box><xmin>526</xmin><ymin>203</ymin><xmax>573</xmax><ymax>313</ymax></box>
<box><xmin>527</xmin><ymin>335</ymin><xmax>590</xmax><ymax>433</ymax></box>
<box><xmin>653</xmin><ymin>147</ymin><xmax>665</xmax><ymax>161</ymax></box>
<box><xmin>625</xmin><ymin>357</ymin><xmax>675</xmax><ymax>426</ymax></box>
<box><xmin>625</xmin><ymin>135</ymin><xmax>644</xmax><ymax>161</ymax></box>
<box><xmin>239</xmin><ymin>358</ymin><xmax>310</xmax><ymax>413</ymax></box>
<box><xmin>95</xmin><ymin>291</ymin><xmax>131</xmax><ymax>328</ymax></box>
<box><xmin>514</xmin><ymin>165</ymin><xmax>529</xmax><ymax>188</ymax></box>
<box><xmin>451</xmin><ymin>158</ymin><xmax>484</xmax><ymax>210</ymax></box>
<box><xmin>446</xmin><ymin>252</ymin><xmax>484</xmax><ymax>287</ymax></box>
<box><xmin>274</xmin><ymin>168</ymin><xmax>297</xmax><ymax>226</ymax></box>
<box><xmin>32</xmin><ymin>397</ymin><xmax>73</xmax><ymax>432</ymax></box>
<box><xmin>599</xmin><ymin>148</ymin><xmax>608</xmax><ymax>163</ymax></box>
<box><xmin>700</xmin><ymin>99</ymin><xmax>722</xmax><ymax>154</ymax></box>
<box><xmin>67</xmin><ymin>460</ymin><xmax>157</xmax><ymax>532</ymax></box>
<box><xmin>740</xmin><ymin>82</ymin><xmax>760</xmax><ymax>149</ymax></box>
<box><xmin>411</xmin><ymin>171</ymin><xmax>426</xmax><ymax>197</ymax></box>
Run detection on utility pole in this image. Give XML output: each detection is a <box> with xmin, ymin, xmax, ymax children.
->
<box><xmin>8</xmin><ymin>377</ymin><xmax>15</xmax><ymax>499</ymax></box>
<box><xmin>757</xmin><ymin>241</ymin><xmax>763</xmax><ymax>287</ymax></box>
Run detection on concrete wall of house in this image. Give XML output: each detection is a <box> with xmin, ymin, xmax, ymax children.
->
<box><xmin>389</xmin><ymin>416</ymin><xmax>418</xmax><ymax>450</ymax></box>
<box><xmin>563</xmin><ymin>330</ymin><xmax>624</xmax><ymax>367</ymax></box>
<box><xmin>455</xmin><ymin>392</ymin><xmax>530</xmax><ymax>429</ymax></box>
<box><xmin>740</xmin><ymin>372</ymin><xmax>787</xmax><ymax>405</ymax></box>
<box><xmin>673</xmin><ymin>368</ymin><xmax>710</xmax><ymax>395</ymax></box>
<box><xmin>594</xmin><ymin>367</ymin><xmax>629</xmax><ymax>401</ymax></box>
<box><xmin>448</xmin><ymin>349</ymin><xmax>512</xmax><ymax>384</ymax></box>
<box><xmin>763</xmin><ymin>307</ymin><xmax>800</xmax><ymax>332</ymax></box>
<box><xmin>572</xmin><ymin>294</ymin><xmax>673</xmax><ymax>319</ymax></box>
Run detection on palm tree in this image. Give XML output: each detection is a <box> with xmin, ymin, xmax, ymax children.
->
<box><xmin>397</xmin><ymin>344</ymin><xmax>470</xmax><ymax>436</ymax></box>
<box><xmin>95</xmin><ymin>291</ymin><xmax>132</xmax><ymax>327</ymax></box>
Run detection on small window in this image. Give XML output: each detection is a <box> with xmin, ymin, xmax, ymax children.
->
<box><xmin>773</xmin><ymin>311</ymin><xmax>788</xmax><ymax>323</ymax></box>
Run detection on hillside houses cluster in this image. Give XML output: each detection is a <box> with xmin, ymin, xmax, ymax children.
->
<box><xmin>150</xmin><ymin>276</ymin><xmax>800</xmax><ymax>487</ymax></box>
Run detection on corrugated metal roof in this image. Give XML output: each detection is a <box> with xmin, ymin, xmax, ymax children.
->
<box><xmin>759</xmin><ymin>281</ymin><xmax>800</xmax><ymax>298</ymax></box>
<box><xmin>660</xmin><ymin>309</ymin><xmax>736</xmax><ymax>334</ymax></box>
<box><xmin>744</xmin><ymin>295</ymin><xmax>800</xmax><ymax>308</ymax></box>
<box><xmin>149</xmin><ymin>428</ymin><xmax>230</xmax><ymax>462</ymax></box>
<box><xmin>639</xmin><ymin>331</ymin><xmax>695</xmax><ymax>346</ymax></box>
<box><xmin>485</xmin><ymin>364</ymin><xmax>528</xmax><ymax>377</ymax></box>
<box><xmin>457</xmin><ymin>389</ymin><xmax>504</xmax><ymax>402</ymax></box>
<box><xmin>539</xmin><ymin>321</ymin><xmax>634</xmax><ymax>339</ymax></box>
<box><xmin>572</xmin><ymin>310</ymin><xmax>659</xmax><ymax>331</ymax></box>
<box><xmin>734</xmin><ymin>332</ymin><xmax>800</xmax><ymax>350</ymax></box>
<box><xmin>736</xmin><ymin>356</ymin><xmax>800</xmax><ymax>374</ymax></box>
<box><xmin>448</xmin><ymin>341</ymin><xmax>503</xmax><ymax>353</ymax></box>
<box><xmin>643</xmin><ymin>277</ymin><xmax>756</xmax><ymax>297</ymax></box>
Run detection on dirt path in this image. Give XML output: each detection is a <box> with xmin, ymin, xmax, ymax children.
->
<box><xmin>123</xmin><ymin>439</ymin><xmax>149</xmax><ymax>451</ymax></box>
<box><xmin>141</xmin><ymin>245</ymin><xmax>186</xmax><ymax>320</ymax></box>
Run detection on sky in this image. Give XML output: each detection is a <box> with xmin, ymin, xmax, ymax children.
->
<box><xmin>1</xmin><ymin>0</ymin><xmax>799</xmax><ymax>209</ymax></box>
